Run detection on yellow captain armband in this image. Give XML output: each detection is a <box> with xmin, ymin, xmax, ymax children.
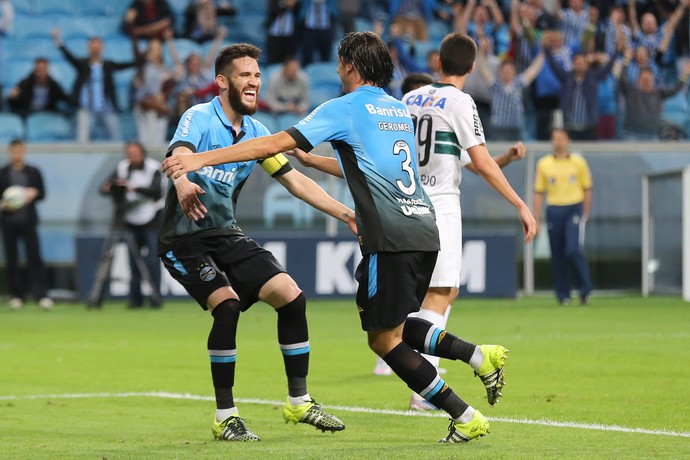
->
<box><xmin>260</xmin><ymin>152</ymin><xmax>292</xmax><ymax>177</ymax></box>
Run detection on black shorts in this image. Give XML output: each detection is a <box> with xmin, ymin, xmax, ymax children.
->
<box><xmin>355</xmin><ymin>251</ymin><xmax>437</xmax><ymax>331</ymax></box>
<box><xmin>161</xmin><ymin>233</ymin><xmax>286</xmax><ymax>310</ymax></box>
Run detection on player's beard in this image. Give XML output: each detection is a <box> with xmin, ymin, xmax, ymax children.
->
<box><xmin>226</xmin><ymin>83</ymin><xmax>258</xmax><ymax>116</ymax></box>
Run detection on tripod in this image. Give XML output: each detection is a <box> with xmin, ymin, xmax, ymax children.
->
<box><xmin>87</xmin><ymin>203</ymin><xmax>162</xmax><ymax>309</ymax></box>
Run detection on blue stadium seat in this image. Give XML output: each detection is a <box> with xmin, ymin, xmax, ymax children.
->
<box><xmin>25</xmin><ymin>112</ymin><xmax>75</xmax><ymax>142</ymax></box>
<box><xmin>50</xmin><ymin>62</ymin><xmax>77</xmax><ymax>90</ymax></box>
<box><xmin>309</xmin><ymin>87</ymin><xmax>337</xmax><ymax>110</ymax></box>
<box><xmin>263</xmin><ymin>182</ymin><xmax>316</xmax><ymax>228</ymax></box>
<box><xmin>3</xmin><ymin>59</ymin><xmax>34</xmax><ymax>89</ymax></box>
<box><xmin>662</xmin><ymin>93</ymin><xmax>689</xmax><ymax>126</ymax></box>
<box><xmin>251</xmin><ymin>112</ymin><xmax>278</xmax><ymax>133</ymax></box>
<box><xmin>119</xmin><ymin>112</ymin><xmax>138</xmax><ymax>141</ymax></box>
<box><xmin>412</xmin><ymin>40</ymin><xmax>439</xmax><ymax>69</ymax></box>
<box><xmin>90</xmin><ymin>16</ymin><xmax>125</xmax><ymax>40</ymax></box>
<box><xmin>11</xmin><ymin>14</ymin><xmax>56</xmax><ymax>39</ymax></box>
<box><xmin>0</xmin><ymin>114</ymin><xmax>26</xmax><ymax>143</ymax></box>
<box><xmin>236</xmin><ymin>0</ymin><xmax>268</xmax><ymax>16</ymax></box>
<box><xmin>61</xmin><ymin>16</ymin><xmax>100</xmax><ymax>40</ymax></box>
<box><xmin>102</xmin><ymin>37</ymin><xmax>137</xmax><ymax>62</ymax></box>
<box><xmin>3</xmin><ymin>38</ymin><xmax>63</xmax><ymax>62</ymax></box>
<box><xmin>34</xmin><ymin>0</ymin><xmax>76</xmax><ymax>16</ymax></box>
<box><xmin>80</xmin><ymin>0</ymin><xmax>126</xmax><ymax>17</ymax></box>
<box><xmin>276</xmin><ymin>113</ymin><xmax>303</xmax><ymax>131</ymax></box>
<box><xmin>115</xmin><ymin>82</ymin><xmax>133</xmax><ymax>112</ymax></box>
<box><xmin>12</xmin><ymin>0</ymin><xmax>35</xmax><ymax>15</ymax></box>
<box><xmin>114</xmin><ymin>67</ymin><xmax>138</xmax><ymax>90</ymax></box>
<box><xmin>305</xmin><ymin>62</ymin><xmax>339</xmax><ymax>87</ymax></box>
<box><xmin>354</xmin><ymin>18</ymin><xmax>374</xmax><ymax>32</ymax></box>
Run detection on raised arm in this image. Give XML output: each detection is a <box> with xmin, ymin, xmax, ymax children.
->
<box><xmin>204</xmin><ymin>27</ymin><xmax>228</xmax><ymax>69</ymax></box>
<box><xmin>520</xmin><ymin>49</ymin><xmax>545</xmax><ymax>85</ymax></box>
<box><xmin>544</xmin><ymin>47</ymin><xmax>568</xmax><ymax>82</ymax></box>
<box><xmin>628</xmin><ymin>0</ymin><xmax>640</xmax><ymax>35</ymax></box>
<box><xmin>475</xmin><ymin>38</ymin><xmax>496</xmax><ymax>84</ymax></box>
<box><xmin>455</xmin><ymin>0</ymin><xmax>476</xmax><ymax>34</ymax></box>
<box><xmin>485</xmin><ymin>0</ymin><xmax>505</xmax><ymax>27</ymax></box>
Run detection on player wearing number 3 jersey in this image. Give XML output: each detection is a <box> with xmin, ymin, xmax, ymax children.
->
<box><xmin>163</xmin><ymin>32</ymin><xmax>534</xmax><ymax>443</ymax></box>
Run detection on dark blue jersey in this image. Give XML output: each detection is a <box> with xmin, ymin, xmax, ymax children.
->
<box><xmin>287</xmin><ymin>85</ymin><xmax>440</xmax><ymax>255</ymax></box>
<box><xmin>159</xmin><ymin>96</ymin><xmax>291</xmax><ymax>250</ymax></box>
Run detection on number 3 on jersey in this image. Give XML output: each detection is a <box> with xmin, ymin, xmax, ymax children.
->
<box><xmin>393</xmin><ymin>140</ymin><xmax>416</xmax><ymax>195</ymax></box>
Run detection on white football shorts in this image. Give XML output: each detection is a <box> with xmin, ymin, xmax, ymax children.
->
<box><xmin>429</xmin><ymin>211</ymin><xmax>462</xmax><ymax>288</ymax></box>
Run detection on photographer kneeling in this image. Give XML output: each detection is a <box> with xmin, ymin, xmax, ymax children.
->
<box><xmin>101</xmin><ymin>141</ymin><xmax>165</xmax><ymax>308</ymax></box>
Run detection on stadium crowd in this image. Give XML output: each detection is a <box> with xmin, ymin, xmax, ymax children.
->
<box><xmin>1</xmin><ymin>0</ymin><xmax>690</xmax><ymax>144</ymax></box>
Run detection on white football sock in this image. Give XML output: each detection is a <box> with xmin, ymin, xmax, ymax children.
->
<box><xmin>455</xmin><ymin>405</ymin><xmax>475</xmax><ymax>424</ymax></box>
<box><xmin>288</xmin><ymin>393</ymin><xmax>312</xmax><ymax>406</ymax></box>
<box><xmin>469</xmin><ymin>346</ymin><xmax>484</xmax><ymax>371</ymax></box>
<box><xmin>216</xmin><ymin>406</ymin><xmax>239</xmax><ymax>422</ymax></box>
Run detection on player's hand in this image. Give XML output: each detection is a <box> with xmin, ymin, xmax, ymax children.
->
<box><xmin>285</xmin><ymin>148</ymin><xmax>312</xmax><ymax>167</ymax></box>
<box><xmin>174</xmin><ymin>175</ymin><xmax>207</xmax><ymax>221</ymax></box>
<box><xmin>162</xmin><ymin>152</ymin><xmax>204</xmax><ymax>179</ymax></box>
<box><xmin>24</xmin><ymin>188</ymin><xmax>39</xmax><ymax>204</ymax></box>
<box><xmin>518</xmin><ymin>205</ymin><xmax>537</xmax><ymax>243</ymax></box>
<box><xmin>508</xmin><ymin>141</ymin><xmax>526</xmax><ymax>162</ymax></box>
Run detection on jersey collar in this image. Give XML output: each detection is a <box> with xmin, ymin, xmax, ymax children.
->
<box><xmin>212</xmin><ymin>96</ymin><xmax>246</xmax><ymax>138</ymax></box>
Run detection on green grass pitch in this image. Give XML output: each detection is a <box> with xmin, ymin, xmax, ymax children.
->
<box><xmin>1</xmin><ymin>296</ymin><xmax>689</xmax><ymax>459</ymax></box>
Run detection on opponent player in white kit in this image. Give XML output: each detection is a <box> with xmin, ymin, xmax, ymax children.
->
<box><xmin>390</xmin><ymin>34</ymin><xmax>533</xmax><ymax>409</ymax></box>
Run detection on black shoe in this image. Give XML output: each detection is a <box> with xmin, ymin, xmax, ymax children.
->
<box><xmin>558</xmin><ymin>298</ymin><xmax>571</xmax><ymax>306</ymax></box>
<box><xmin>579</xmin><ymin>295</ymin><xmax>590</xmax><ymax>306</ymax></box>
<box><xmin>128</xmin><ymin>302</ymin><xmax>143</xmax><ymax>309</ymax></box>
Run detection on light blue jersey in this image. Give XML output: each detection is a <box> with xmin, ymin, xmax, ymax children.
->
<box><xmin>159</xmin><ymin>96</ymin><xmax>290</xmax><ymax>248</ymax></box>
<box><xmin>287</xmin><ymin>85</ymin><xmax>439</xmax><ymax>254</ymax></box>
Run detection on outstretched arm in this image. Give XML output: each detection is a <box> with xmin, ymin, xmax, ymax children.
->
<box><xmin>287</xmin><ymin>148</ymin><xmax>344</xmax><ymax>178</ymax></box>
<box><xmin>276</xmin><ymin>169</ymin><xmax>357</xmax><ymax>235</ymax></box>
<box><xmin>520</xmin><ymin>49</ymin><xmax>545</xmax><ymax>85</ymax></box>
<box><xmin>163</xmin><ymin>130</ymin><xmax>298</xmax><ymax>177</ymax></box>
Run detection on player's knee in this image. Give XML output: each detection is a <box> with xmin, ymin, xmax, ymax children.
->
<box><xmin>276</xmin><ymin>292</ymin><xmax>306</xmax><ymax>316</ymax></box>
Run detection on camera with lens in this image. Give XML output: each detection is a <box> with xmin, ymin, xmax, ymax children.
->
<box><xmin>110</xmin><ymin>182</ymin><xmax>128</xmax><ymax>206</ymax></box>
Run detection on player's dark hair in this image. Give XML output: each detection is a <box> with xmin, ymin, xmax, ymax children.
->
<box><xmin>34</xmin><ymin>57</ymin><xmax>48</xmax><ymax>65</ymax></box>
<box><xmin>215</xmin><ymin>43</ymin><xmax>262</xmax><ymax>76</ymax></box>
<box><xmin>401</xmin><ymin>73</ymin><xmax>434</xmax><ymax>95</ymax></box>
<box><xmin>338</xmin><ymin>31</ymin><xmax>393</xmax><ymax>87</ymax></box>
<box><xmin>9</xmin><ymin>138</ymin><xmax>24</xmax><ymax>147</ymax></box>
<box><xmin>439</xmin><ymin>33</ymin><xmax>476</xmax><ymax>76</ymax></box>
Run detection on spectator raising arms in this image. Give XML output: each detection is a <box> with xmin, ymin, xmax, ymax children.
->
<box><xmin>617</xmin><ymin>49</ymin><xmax>690</xmax><ymax>141</ymax></box>
<box><xmin>183</xmin><ymin>0</ymin><xmax>236</xmax><ymax>43</ymax></box>
<box><xmin>132</xmin><ymin>37</ymin><xmax>175</xmax><ymax>146</ymax></box>
<box><xmin>52</xmin><ymin>28</ymin><xmax>141</xmax><ymax>141</ymax></box>
<box><xmin>7</xmin><ymin>58</ymin><xmax>72</xmax><ymax>118</ymax></box>
<box><xmin>166</xmin><ymin>26</ymin><xmax>226</xmax><ymax>119</ymax></box>
<box><xmin>123</xmin><ymin>0</ymin><xmax>175</xmax><ymax>41</ymax></box>
<box><xmin>476</xmin><ymin>38</ymin><xmax>544</xmax><ymax>141</ymax></box>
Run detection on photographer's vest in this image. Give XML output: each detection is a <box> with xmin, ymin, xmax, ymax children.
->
<box><xmin>115</xmin><ymin>158</ymin><xmax>163</xmax><ymax>226</ymax></box>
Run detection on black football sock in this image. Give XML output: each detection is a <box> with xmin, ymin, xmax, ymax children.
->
<box><xmin>383</xmin><ymin>342</ymin><xmax>468</xmax><ymax>419</ymax></box>
<box><xmin>208</xmin><ymin>298</ymin><xmax>241</xmax><ymax>409</ymax></box>
<box><xmin>276</xmin><ymin>293</ymin><xmax>309</xmax><ymax>397</ymax></box>
<box><xmin>403</xmin><ymin>317</ymin><xmax>477</xmax><ymax>364</ymax></box>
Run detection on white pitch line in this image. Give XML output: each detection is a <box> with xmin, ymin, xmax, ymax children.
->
<box><xmin>2</xmin><ymin>391</ymin><xmax>689</xmax><ymax>439</ymax></box>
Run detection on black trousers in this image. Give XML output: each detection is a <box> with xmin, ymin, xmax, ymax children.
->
<box><xmin>126</xmin><ymin>220</ymin><xmax>161</xmax><ymax>307</ymax></box>
<box><xmin>1</xmin><ymin>219</ymin><xmax>47</xmax><ymax>300</ymax></box>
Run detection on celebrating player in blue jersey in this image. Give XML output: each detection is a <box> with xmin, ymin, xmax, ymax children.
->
<box><xmin>159</xmin><ymin>43</ymin><xmax>354</xmax><ymax>442</ymax></box>
<box><xmin>163</xmin><ymin>31</ymin><xmax>535</xmax><ymax>443</ymax></box>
